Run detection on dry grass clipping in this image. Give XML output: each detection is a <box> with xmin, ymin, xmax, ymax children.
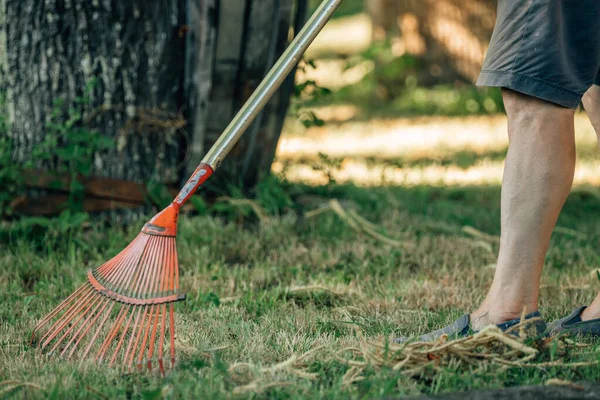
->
<box><xmin>217</xmin><ymin>196</ymin><xmax>270</xmax><ymax>223</ymax></box>
<box><xmin>228</xmin><ymin>347</ymin><xmax>324</xmax><ymax>394</ymax></box>
<box><xmin>0</xmin><ymin>380</ymin><xmax>43</xmax><ymax>397</ymax></box>
<box><xmin>306</xmin><ymin>199</ymin><xmax>414</xmax><ymax>249</ymax></box>
<box><xmin>461</xmin><ymin>226</ymin><xmax>500</xmax><ymax>243</ymax></box>
<box><xmin>335</xmin><ymin>318</ymin><xmax>599</xmax><ymax>382</ymax></box>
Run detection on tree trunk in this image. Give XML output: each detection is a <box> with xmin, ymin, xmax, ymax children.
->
<box><xmin>2</xmin><ymin>0</ymin><xmax>305</xmax><ymax>214</ymax></box>
<box><xmin>5</xmin><ymin>0</ymin><xmax>187</xmax><ymax>184</ymax></box>
<box><xmin>195</xmin><ymin>0</ymin><xmax>307</xmax><ymax>191</ymax></box>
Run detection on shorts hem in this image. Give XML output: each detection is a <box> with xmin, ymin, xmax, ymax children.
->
<box><xmin>476</xmin><ymin>70</ymin><xmax>582</xmax><ymax>109</ymax></box>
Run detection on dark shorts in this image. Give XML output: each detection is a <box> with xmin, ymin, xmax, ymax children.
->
<box><xmin>477</xmin><ymin>0</ymin><xmax>600</xmax><ymax>109</ymax></box>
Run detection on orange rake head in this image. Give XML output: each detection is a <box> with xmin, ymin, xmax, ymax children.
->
<box><xmin>31</xmin><ymin>164</ymin><xmax>213</xmax><ymax>373</ymax></box>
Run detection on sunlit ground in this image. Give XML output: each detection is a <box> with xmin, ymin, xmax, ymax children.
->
<box><xmin>282</xmin><ymin>11</ymin><xmax>600</xmax><ymax>188</ymax></box>
<box><xmin>278</xmin><ymin>112</ymin><xmax>600</xmax><ymax>187</ymax></box>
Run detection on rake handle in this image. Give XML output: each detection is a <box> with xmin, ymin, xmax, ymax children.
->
<box><xmin>172</xmin><ymin>0</ymin><xmax>344</xmax><ymax>207</ymax></box>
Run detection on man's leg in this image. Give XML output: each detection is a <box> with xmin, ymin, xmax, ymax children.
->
<box><xmin>470</xmin><ymin>89</ymin><xmax>577</xmax><ymax>330</ymax></box>
<box><xmin>582</xmin><ymin>84</ymin><xmax>600</xmax><ymax>147</ymax></box>
<box><xmin>578</xmin><ymin>85</ymin><xmax>600</xmax><ymax>321</ymax></box>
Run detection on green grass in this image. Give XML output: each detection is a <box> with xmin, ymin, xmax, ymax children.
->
<box><xmin>2</xmin><ymin>181</ymin><xmax>600</xmax><ymax>399</ymax></box>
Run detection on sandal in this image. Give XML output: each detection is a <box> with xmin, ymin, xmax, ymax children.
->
<box><xmin>394</xmin><ymin>311</ymin><xmax>546</xmax><ymax>343</ymax></box>
<box><xmin>548</xmin><ymin>306</ymin><xmax>600</xmax><ymax>337</ymax></box>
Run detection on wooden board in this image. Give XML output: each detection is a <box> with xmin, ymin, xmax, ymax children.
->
<box><xmin>16</xmin><ymin>170</ymin><xmax>179</xmax><ymax>215</ymax></box>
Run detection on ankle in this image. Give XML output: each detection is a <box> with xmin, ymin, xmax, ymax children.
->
<box><xmin>489</xmin><ymin>309</ymin><xmax>533</xmax><ymax>323</ymax></box>
<box><xmin>471</xmin><ymin>306</ymin><xmax>536</xmax><ymax>330</ymax></box>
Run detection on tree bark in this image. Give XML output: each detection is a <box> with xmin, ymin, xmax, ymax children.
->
<box><xmin>5</xmin><ymin>0</ymin><xmax>187</xmax><ymax>184</ymax></box>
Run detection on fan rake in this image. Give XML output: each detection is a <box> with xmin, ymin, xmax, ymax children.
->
<box><xmin>31</xmin><ymin>206</ymin><xmax>189</xmax><ymax>373</ymax></box>
<box><xmin>31</xmin><ymin>0</ymin><xmax>344</xmax><ymax>372</ymax></box>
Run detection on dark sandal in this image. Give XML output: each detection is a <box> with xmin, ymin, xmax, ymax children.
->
<box><xmin>394</xmin><ymin>311</ymin><xmax>546</xmax><ymax>343</ymax></box>
<box><xmin>548</xmin><ymin>306</ymin><xmax>600</xmax><ymax>337</ymax></box>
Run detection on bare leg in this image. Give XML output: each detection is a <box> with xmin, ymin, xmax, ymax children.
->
<box><xmin>470</xmin><ymin>89</ymin><xmax>576</xmax><ymax>330</ymax></box>
<box><xmin>582</xmin><ymin>84</ymin><xmax>600</xmax><ymax>146</ymax></box>
<box><xmin>579</xmin><ymin>85</ymin><xmax>600</xmax><ymax>321</ymax></box>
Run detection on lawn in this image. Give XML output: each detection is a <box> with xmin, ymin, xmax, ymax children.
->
<box><xmin>2</xmin><ymin>115</ymin><xmax>600</xmax><ymax>397</ymax></box>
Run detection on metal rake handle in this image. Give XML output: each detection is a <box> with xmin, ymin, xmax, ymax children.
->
<box><xmin>172</xmin><ymin>0</ymin><xmax>344</xmax><ymax>206</ymax></box>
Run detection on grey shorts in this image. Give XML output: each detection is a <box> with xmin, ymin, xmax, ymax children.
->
<box><xmin>477</xmin><ymin>0</ymin><xmax>600</xmax><ymax>109</ymax></box>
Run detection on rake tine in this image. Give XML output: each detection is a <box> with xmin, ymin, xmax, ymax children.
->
<box><xmin>169</xmin><ymin>239</ymin><xmax>178</xmax><ymax>294</ymax></box>
<box><xmin>156</xmin><ymin>240</ymin><xmax>169</xmax><ymax>373</ymax></box>
<box><xmin>129</xmin><ymin>237</ymin><xmax>158</xmax><ymax>298</ymax></box>
<box><xmin>147</xmin><ymin>238</ymin><xmax>166</xmax><ymax>300</ymax></box>
<box><xmin>100</xmin><ymin>235</ymin><xmax>147</xmax><ymax>290</ymax></box>
<box><xmin>95</xmin><ymin>236</ymin><xmax>138</xmax><ymax>276</ymax></box>
<box><xmin>96</xmin><ymin>306</ymin><xmax>128</xmax><ymax>364</ymax></box>
<box><xmin>66</xmin><ymin>298</ymin><xmax>111</xmax><ymax>359</ymax></box>
<box><xmin>148</xmin><ymin>240</ymin><xmax>169</xmax><ymax>361</ymax></box>
<box><xmin>109</xmin><ymin>305</ymin><xmax>134</xmax><ymax>367</ymax></box>
<box><xmin>169</xmin><ymin>303</ymin><xmax>175</xmax><ymax>367</ymax></box>
<box><xmin>80</xmin><ymin>301</ymin><xmax>116</xmax><ymax>361</ymax></box>
<box><xmin>127</xmin><ymin>306</ymin><xmax>149</xmax><ymax>370</ymax></box>
<box><xmin>147</xmin><ymin>304</ymin><xmax>161</xmax><ymax>372</ymax></box>
<box><xmin>48</xmin><ymin>293</ymin><xmax>102</xmax><ymax>355</ymax></box>
<box><xmin>137</xmin><ymin>305</ymin><xmax>156</xmax><ymax>370</ymax></box>
<box><xmin>130</xmin><ymin>237</ymin><xmax>155</xmax><ymax>298</ymax></box>
<box><xmin>40</xmin><ymin>286</ymin><xmax>95</xmax><ymax>348</ymax></box>
<box><xmin>132</xmin><ymin>241</ymin><xmax>159</xmax><ymax>371</ymax></box>
<box><xmin>139</xmin><ymin>238</ymin><xmax>161</xmax><ymax>302</ymax></box>
<box><xmin>158</xmin><ymin>306</ymin><xmax>167</xmax><ymax>374</ymax></box>
<box><xmin>173</xmin><ymin>242</ymin><xmax>180</xmax><ymax>292</ymax></box>
<box><xmin>125</xmin><ymin>240</ymin><xmax>162</xmax><ymax>370</ymax></box>
<box><xmin>110</xmin><ymin>240</ymin><xmax>144</xmax><ymax>297</ymax></box>
<box><xmin>123</xmin><ymin>306</ymin><xmax>143</xmax><ymax>369</ymax></box>
<box><xmin>31</xmin><ymin>284</ymin><xmax>88</xmax><ymax>342</ymax></box>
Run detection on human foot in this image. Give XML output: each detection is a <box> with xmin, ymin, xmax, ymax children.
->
<box><xmin>394</xmin><ymin>311</ymin><xmax>546</xmax><ymax>343</ymax></box>
<box><xmin>548</xmin><ymin>306</ymin><xmax>600</xmax><ymax>337</ymax></box>
<box><xmin>469</xmin><ymin>304</ymin><xmax>536</xmax><ymax>331</ymax></box>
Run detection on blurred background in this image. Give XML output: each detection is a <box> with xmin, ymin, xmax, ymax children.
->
<box><xmin>0</xmin><ymin>0</ymin><xmax>598</xmax><ymax>219</ymax></box>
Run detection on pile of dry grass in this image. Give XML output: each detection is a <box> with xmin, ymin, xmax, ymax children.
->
<box><xmin>215</xmin><ymin>314</ymin><xmax>598</xmax><ymax>394</ymax></box>
<box><xmin>335</xmin><ymin>316</ymin><xmax>598</xmax><ymax>384</ymax></box>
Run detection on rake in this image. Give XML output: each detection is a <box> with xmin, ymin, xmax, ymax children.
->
<box><xmin>31</xmin><ymin>0</ymin><xmax>344</xmax><ymax>373</ymax></box>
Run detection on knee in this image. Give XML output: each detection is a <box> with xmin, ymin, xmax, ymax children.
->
<box><xmin>502</xmin><ymin>89</ymin><xmax>575</xmax><ymax>142</ymax></box>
